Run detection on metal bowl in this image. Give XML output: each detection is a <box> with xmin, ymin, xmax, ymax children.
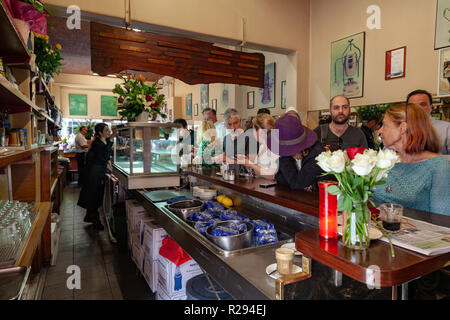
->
<box><xmin>205</xmin><ymin>220</ymin><xmax>254</xmax><ymax>251</ymax></box>
<box><xmin>167</xmin><ymin>200</ymin><xmax>204</xmax><ymax>220</ymax></box>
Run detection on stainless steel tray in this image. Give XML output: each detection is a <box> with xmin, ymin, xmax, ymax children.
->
<box><xmin>163</xmin><ymin>205</ymin><xmax>293</xmax><ymax>257</ymax></box>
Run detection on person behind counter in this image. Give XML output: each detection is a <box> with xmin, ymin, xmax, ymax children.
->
<box><xmin>360</xmin><ymin>116</ymin><xmax>381</xmax><ymax>150</ymax></box>
<box><xmin>77</xmin><ymin>123</ymin><xmax>115</xmax><ymax>230</ymax></box>
<box><xmin>406</xmin><ymin>89</ymin><xmax>450</xmax><ymax>155</ymax></box>
<box><xmin>236</xmin><ymin>113</ymin><xmax>279</xmax><ymax>179</ymax></box>
<box><xmin>268</xmin><ymin>115</ymin><xmax>326</xmax><ymax>191</ymax></box>
<box><xmin>314</xmin><ymin>95</ymin><xmax>368</xmax><ymax>151</ymax></box>
<box><xmin>194</xmin><ymin>120</ymin><xmax>220</xmax><ymax>168</ymax></box>
<box><xmin>372</xmin><ymin>104</ymin><xmax>450</xmax><ymax>215</ymax></box>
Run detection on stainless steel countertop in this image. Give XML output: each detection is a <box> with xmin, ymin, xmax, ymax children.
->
<box><xmin>136</xmin><ymin>190</ymin><xmax>303</xmax><ymax>300</ymax></box>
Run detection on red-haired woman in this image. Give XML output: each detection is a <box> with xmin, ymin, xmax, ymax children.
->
<box><xmin>372</xmin><ymin>104</ymin><xmax>449</xmax><ymax>215</ymax></box>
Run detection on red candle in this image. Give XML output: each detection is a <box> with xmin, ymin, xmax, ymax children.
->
<box><xmin>318</xmin><ymin>181</ymin><xmax>338</xmax><ymax>239</ymax></box>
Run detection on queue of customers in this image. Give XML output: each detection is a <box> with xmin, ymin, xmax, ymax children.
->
<box><xmin>175</xmin><ymin>89</ymin><xmax>449</xmax><ymax>216</ymax></box>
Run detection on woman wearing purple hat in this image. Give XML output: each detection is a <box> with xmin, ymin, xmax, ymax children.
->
<box><xmin>268</xmin><ymin>115</ymin><xmax>327</xmax><ymax>191</ymax></box>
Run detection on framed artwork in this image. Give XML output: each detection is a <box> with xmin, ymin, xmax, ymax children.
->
<box><xmin>194</xmin><ymin>103</ymin><xmax>198</xmax><ymax>116</ymax></box>
<box><xmin>247</xmin><ymin>91</ymin><xmax>254</xmax><ymax>109</ymax></box>
<box><xmin>69</xmin><ymin>94</ymin><xmax>87</xmax><ymax>116</ymax></box>
<box><xmin>185</xmin><ymin>93</ymin><xmax>192</xmax><ymax>120</ymax></box>
<box><xmin>330</xmin><ymin>32</ymin><xmax>365</xmax><ymax>99</ymax></box>
<box><xmin>385</xmin><ymin>46</ymin><xmax>406</xmax><ymax>80</ymax></box>
<box><xmin>100</xmin><ymin>95</ymin><xmax>117</xmax><ymax>117</ymax></box>
<box><xmin>212</xmin><ymin>99</ymin><xmax>217</xmax><ymax>111</ymax></box>
<box><xmin>258</xmin><ymin>62</ymin><xmax>276</xmax><ymax>108</ymax></box>
<box><xmin>220</xmin><ymin>84</ymin><xmax>229</xmax><ymax>114</ymax></box>
<box><xmin>438</xmin><ymin>47</ymin><xmax>450</xmax><ymax>96</ymax></box>
<box><xmin>281</xmin><ymin>81</ymin><xmax>286</xmax><ymax>109</ymax></box>
<box><xmin>435</xmin><ymin>0</ymin><xmax>450</xmax><ymax>50</ymax></box>
<box><xmin>200</xmin><ymin>84</ymin><xmax>209</xmax><ymax>111</ymax></box>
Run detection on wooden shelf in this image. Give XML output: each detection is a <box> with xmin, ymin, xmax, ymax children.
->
<box><xmin>15</xmin><ymin>202</ymin><xmax>52</xmax><ymax>267</ymax></box>
<box><xmin>0</xmin><ymin>146</ymin><xmax>44</xmax><ymax>168</ymax></box>
<box><xmin>0</xmin><ymin>1</ymin><xmax>30</xmax><ymax>64</ymax></box>
<box><xmin>0</xmin><ymin>75</ymin><xmax>43</xmax><ymax>114</ymax></box>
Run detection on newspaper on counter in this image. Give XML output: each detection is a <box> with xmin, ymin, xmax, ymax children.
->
<box><xmin>378</xmin><ymin>216</ymin><xmax>450</xmax><ymax>256</ymax></box>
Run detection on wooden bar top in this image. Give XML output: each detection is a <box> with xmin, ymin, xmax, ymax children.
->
<box><xmin>187</xmin><ymin>167</ymin><xmax>450</xmax><ymax>287</ymax></box>
<box><xmin>186</xmin><ymin>167</ymin><xmax>320</xmax><ymax>217</ymax></box>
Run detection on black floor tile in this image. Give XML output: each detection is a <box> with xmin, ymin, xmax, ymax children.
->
<box><xmin>41</xmin><ymin>283</ymin><xmax>73</xmax><ymax>300</ymax></box>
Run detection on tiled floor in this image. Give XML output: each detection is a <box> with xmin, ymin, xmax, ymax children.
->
<box><xmin>40</xmin><ymin>182</ymin><xmax>155</xmax><ymax>300</ymax></box>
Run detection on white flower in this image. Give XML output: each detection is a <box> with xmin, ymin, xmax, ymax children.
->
<box><xmin>316</xmin><ymin>151</ymin><xmax>332</xmax><ymax>172</ymax></box>
<box><xmin>364</xmin><ymin>149</ymin><xmax>378</xmax><ymax>160</ymax></box>
<box><xmin>328</xmin><ymin>150</ymin><xmax>347</xmax><ymax>173</ymax></box>
<box><xmin>375</xmin><ymin>170</ymin><xmax>388</xmax><ymax>182</ymax></box>
<box><xmin>376</xmin><ymin>149</ymin><xmax>399</xmax><ymax>170</ymax></box>
<box><xmin>351</xmin><ymin>153</ymin><xmax>376</xmax><ymax>176</ymax></box>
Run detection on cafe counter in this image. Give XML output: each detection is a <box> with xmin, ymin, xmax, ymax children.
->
<box><xmin>134</xmin><ymin>167</ymin><xmax>449</xmax><ymax>299</ymax></box>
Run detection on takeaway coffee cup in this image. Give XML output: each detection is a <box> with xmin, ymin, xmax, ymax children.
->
<box><xmin>275</xmin><ymin>248</ymin><xmax>294</xmax><ymax>275</ymax></box>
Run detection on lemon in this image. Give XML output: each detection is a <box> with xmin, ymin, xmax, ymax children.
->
<box><xmin>217</xmin><ymin>195</ymin><xmax>224</xmax><ymax>202</ymax></box>
<box><xmin>222</xmin><ymin>197</ymin><xmax>233</xmax><ymax>208</ymax></box>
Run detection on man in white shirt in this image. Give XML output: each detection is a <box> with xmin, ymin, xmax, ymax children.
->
<box><xmin>202</xmin><ymin>108</ymin><xmax>225</xmax><ymax>144</ymax></box>
<box><xmin>407</xmin><ymin>90</ymin><xmax>450</xmax><ymax>155</ymax></box>
<box><xmin>74</xmin><ymin>126</ymin><xmax>89</xmax><ymax>187</ymax></box>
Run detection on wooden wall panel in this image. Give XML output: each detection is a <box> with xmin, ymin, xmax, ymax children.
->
<box><xmin>90</xmin><ymin>22</ymin><xmax>265</xmax><ymax>88</ymax></box>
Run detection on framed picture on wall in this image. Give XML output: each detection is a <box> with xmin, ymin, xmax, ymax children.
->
<box><xmin>247</xmin><ymin>91</ymin><xmax>254</xmax><ymax>109</ymax></box>
<box><xmin>435</xmin><ymin>0</ymin><xmax>450</xmax><ymax>50</ymax></box>
<box><xmin>385</xmin><ymin>46</ymin><xmax>406</xmax><ymax>80</ymax></box>
<box><xmin>281</xmin><ymin>81</ymin><xmax>286</xmax><ymax>109</ymax></box>
<box><xmin>185</xmin><ymin>93</ymin><xmax>192</xmax><ymax>120</ymax></box>
<box><xmin>330</xmin><ymin>32</ymin><xmax>365</xmax><ymax>99</ymax></box>
<box><xmin>69</xmin><ymin>94</ymin><xmax>87</xmax><ymax>116</ymax></box>
<box><xmin>194</xmin><ymin>103</ymin><xmax>198</xmax><ymax>116</ymax></box>
<box><xmin>212</xmin><ymin>99</ymin><xmax>217</xmax><ymax>111</ymax></box>
<box><xmin>258</xmin><ymin>62</ymin><xmax>276</xmax><ymax>108</ymax></box>
<box><xmin>438</xmin><ymin>47</ymin><xmax>450</xmax><ymax>96</ymax></box>
<box><xmin>200</xmin><ymin>84</ymin><xmax>209</xmax><ymax>111</ymax></box>
<box><xmin>101</xmin><ymin>95</ymin><xmax>118</xmax><ymax>116</ymax></box>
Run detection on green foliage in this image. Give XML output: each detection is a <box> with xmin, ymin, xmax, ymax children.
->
<box><xmin>355</xmin><ymin>104</ymin><xmax>393</xmax><ymax>122</ymax></box>
<box><xmin>76</xmin><ymin>120</ymin><xmax>96</xmax><ymax>140</ymax></box>
<box><xmin>112</xmin><ymin>74</ymin><xmax>167</xmax><ymax>121</ymax></box>
<box><xmin>33</xmin><ymin>36</ymin><xmax>63</xmax><ymax>77</ymax></box>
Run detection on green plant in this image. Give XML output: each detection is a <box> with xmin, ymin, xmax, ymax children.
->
<box><xmin>33</xmin><ymin>33</ymin><xmax>63</xmax><ymax>77</ymax></box>
<box><xmin>112</xmin><ymin>74</ymin><xmax>167</xmax><ymax>121</ymax></box>
<box><xmin>76</xmin><ymin>120</ymin><xmax>95</xmax><ymax>140</ymax></box>
<box><xmin>22</xmin><ymin>0</ymin><xmax>51</xmax><ymax>15</ymax></box>
<box><xmin>355</xmin><ymin>104</ymin><xmax>392</xmax><ymax>122</ymax></box>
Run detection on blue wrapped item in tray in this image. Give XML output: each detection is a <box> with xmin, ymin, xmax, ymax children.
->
<box><xmin>229</xmin><ymin>222</ymin><xmax>247</xmax><ymax>233</ymax></box>
<box><xmin>211</xmin><ymin>226</ymin><xmax>239</xmax><ymax>236</ymax></box>
<box><xmin>187</xmin><ymin>211</ymin><xmax>212</xmax><ymax>222</ymax></box>
<box><xmin>204</xmin><ymin>201</ymin><xmax>216</xmax><ymax>210</ymax></box>
<box><xmin>194</xmin><ymin>219</ymin><xmax>216</xmax><ymax>236</ymax></box>
<box><xmin>219</xmin><ymin>210</ymin><xmax>239</xmax><ymax>221</ymax></box>
<box><xmin>256</xmin><ymin>229</ymin><xmax>278</xmax><ymax>245</ymax></box>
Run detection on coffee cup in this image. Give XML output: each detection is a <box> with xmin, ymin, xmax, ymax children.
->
<box><xmin>275</xmin><ymin>248</ymin><xmax>294</xmax><ymax>275</ymax></box>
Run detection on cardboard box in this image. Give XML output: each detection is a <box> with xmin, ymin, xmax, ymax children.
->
<box><xmin>142</xmin><ymin>221</ymin><xmax>168</xmax><ymax>261</ymax></box>
<box><xmin>157</xmin><ymin>256</ymin><xmax>202</xmax><ymax>296</ymax></box>
<box><xmin>131</xmin><ymin>241</ymin><xmax>144</xmax><ymax>272</ymax></box>
<box><xmin>139</xmin><ymin>218</ymin><xmax>155</xmax><ymax>246</ymax></box>
<box><xmin>156</xmin><ymin>286</ymin><xmax>187</xmax><ymax>300</ymax></box>
<box><xmin>126</xmin><ymin>200</ymin><xmax>150</xmax><ymax>232</ymax></box>
<box><xmin>142</xmin><ymin>256</ymin><xmax>159</xmax><ymax>293</ymax></box>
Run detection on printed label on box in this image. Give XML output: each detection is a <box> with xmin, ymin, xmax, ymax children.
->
<box><xmin>156</xmin><ymin>286</ymin><xmax>187</xmax><ymax>300</ymax></box>
<box><xmin>157</xmin><ymin>256</ymin><xmax>202</xmax><ymax>296</ymax></box>
<box><xmin>143</xmin><ymin>257</ymin><xmax>159</xmax><ymax>293</ymax></box>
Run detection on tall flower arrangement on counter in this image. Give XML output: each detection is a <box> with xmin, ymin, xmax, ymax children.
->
<box><xmin>316</xmin><ymin>147</ymin><xmax>399</xmax><ymax>255</ymax></box>
<box><xmin>112</xmin><ymin>74</ymin><xmax>166</xmax><ymax>121</ymax></box>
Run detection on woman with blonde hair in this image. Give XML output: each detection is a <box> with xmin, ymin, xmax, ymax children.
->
<box><xmin>194</xmin><ymin>120</ymin><xmax>220</xmax><ymax>168</ymax></box>
<box><xmin>236</xmin><ymin>113</ymin><xmax>279</xmax><ymax>178</ymax></box>
<box><xmin>372</xmin><ymin>103</ymin><xmax>449</xmax><ymax>215</ymax></box>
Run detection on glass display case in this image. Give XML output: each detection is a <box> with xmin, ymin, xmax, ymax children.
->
<box><xmin>113</xmin><ymin>123</ymin><xmax>180</xmax><ymax>189</ymax></box>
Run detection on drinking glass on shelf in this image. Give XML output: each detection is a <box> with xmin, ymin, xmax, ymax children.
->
<box><xmin>378</xmin><ymin>203</ymin><xmax>403</xmax><ymax>231</ymax></box>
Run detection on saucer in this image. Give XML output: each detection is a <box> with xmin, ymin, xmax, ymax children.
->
<box><xmin>337</xmin><ymin>226</ymin><xmax>383</xmax><ymax>240</ymax></box>
<box><xmin>266</xmin><ymin>263</ymin><xmax>302</xmax><ymax>280</ymax></box>
<box><xmin>280</xmin><ymin>243</ymin><xmax>302</xmax><ymax>256</ymax></box>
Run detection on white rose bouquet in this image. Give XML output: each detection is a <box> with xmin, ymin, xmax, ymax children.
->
<box><xmin>316</xmin><ymin>147</ymin><xmax>399</xmax><ymax>255</ymax></box>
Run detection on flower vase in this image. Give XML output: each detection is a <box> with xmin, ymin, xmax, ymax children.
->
<box><xmin>136</xmin><ymin>111</ymin><xmax>149</xmax><ymax>122</ymax></box>
<box><xmin>342</xmin><ymin>201</ymin><xmax>371</xmax><ymax>250</ymax></box>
